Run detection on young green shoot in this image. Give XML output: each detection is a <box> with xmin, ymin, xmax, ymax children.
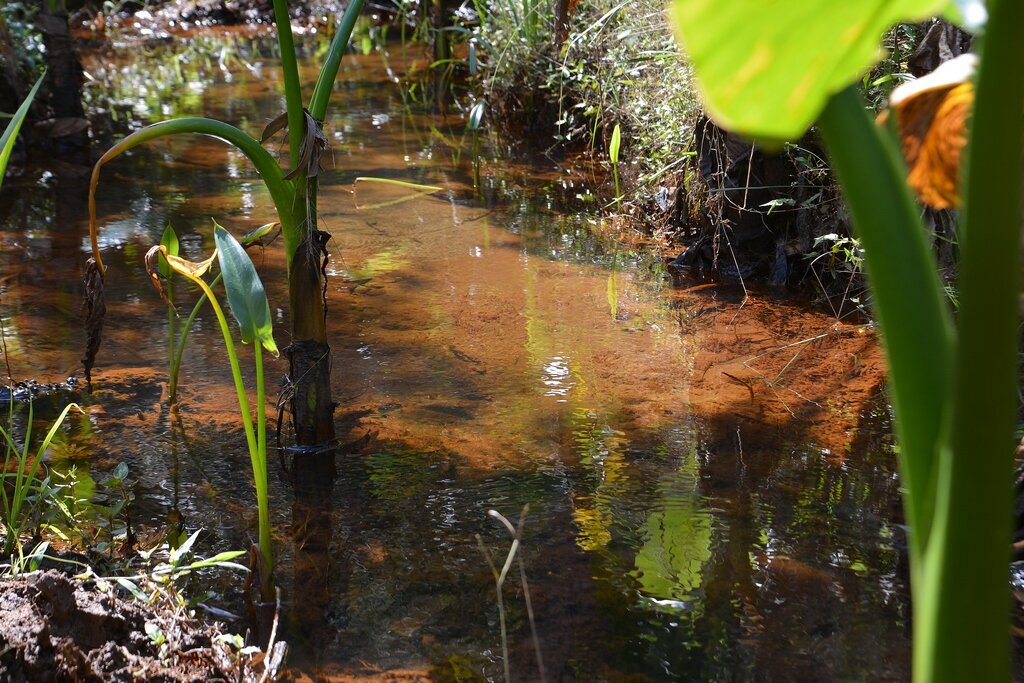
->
<box><xmin>609</xmin><ymin>122</ymin><xmax>622</xmax><ymax>210</ymax></box>
<box><xmin>146</xmin><ymin>222</ymin><xmax>278</xmax><ymax>597</ymax></box>
<box><xmin>1</xmin><ymin>402</ymin><xmax>84</xmax><ymax>557</ymax></box>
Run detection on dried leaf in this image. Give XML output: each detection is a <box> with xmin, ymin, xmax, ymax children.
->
<box><xmin>883</xmin><ymin>54</ymin><xmax>976</xmax><ymax>209</ymax></box>
<box><xmin>81</xmin><ymin>258</ymin><xmax>106</xmax><ymax>391</ymax></box>
<box><xmin>144</xmin><ymin>245</ymin><xmax>218</xmax><ymax>311</ymax></box>
<box><xmin>260</xmin><ymin>112</ymin><xmax>290</xmax><ymax>145</ymax></box>
<box><xmin>282</xmin><ymin>110</ymin><xmax>330</xmax><ymax>181</ymax></box>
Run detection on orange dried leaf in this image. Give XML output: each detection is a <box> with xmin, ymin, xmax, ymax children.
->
<box><xmin>883</xmin><ymin>54</ymin><xmax>976</xmax><ymax>209</ymax></box>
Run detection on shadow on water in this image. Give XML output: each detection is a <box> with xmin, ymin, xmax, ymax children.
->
<box><xmin>0</xmin><ymin>31</ymin><xmax>909</xmax><ymax>681</ymax></box>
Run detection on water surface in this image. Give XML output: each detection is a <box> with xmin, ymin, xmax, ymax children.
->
<box><xmin>0</xmin><ymin>32</ymin><xmax>907</xmax><ymax>681</ymax></box>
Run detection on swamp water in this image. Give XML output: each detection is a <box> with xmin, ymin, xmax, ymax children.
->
<box><xmin>0</xmin><ymin>32</ymin><xmax>908</xmax><ymax>681</ymax></box>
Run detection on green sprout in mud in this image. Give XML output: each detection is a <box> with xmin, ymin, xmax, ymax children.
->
<box><xmin>670</xmin><ymin>0</ymin><xmax>1019</xmax><ymax>680</ymax></box>
<box><xmin>0</xmin><ymin>402</ymin><xmax>82</xmax><ymax>560</ymax></box>
<box><xmin>146</xmin><ymin>222</ymin><xmax>277</xmax><ymax>598</ymax></box>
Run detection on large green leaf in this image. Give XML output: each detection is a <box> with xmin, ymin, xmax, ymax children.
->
<box><xmin>668</xmin><ymin>0</ymin><xmax>950</xmax><ymax>141</ymax></box>
<box><xmin>0</xmin><ymin>72</ymin><xmax>45</xmax><ymax>191</ymax></box>
<box><xmin>213</xmin><ymin>222</ymin><xmax>278</xmax><ymax>356</ymax></box>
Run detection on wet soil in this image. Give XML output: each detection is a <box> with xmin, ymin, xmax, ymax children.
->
<box><xmin>0</xmin><ymin>570</ymin><xmax>253</xmax><ymax>682</ymax></box>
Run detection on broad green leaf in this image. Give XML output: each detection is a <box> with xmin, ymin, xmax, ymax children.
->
<box><xmin>213</xmin><ymin>223</ymin><xmax>278</xmax><ymax>356</ymax></box>
<box><xmin>158</xmin><ymin>223</ymin><xmax>179</xmax><ymax>279</ymax></box>
<box><xmin>668</xmin><ymin>0</ymin><xmax>950</xmax><ymax>141</ymax></box>
<box><xmin>0</xmin><ymin>72</ymin><xmax>45</xmax><ymax>191</ymax></box>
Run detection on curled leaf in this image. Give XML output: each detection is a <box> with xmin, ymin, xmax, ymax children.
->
<box><xmin>158</xmin><ymin>223</ymin><xmax>179</xmax><ymax>279</ymax></box>
<box><xmin>145</xmin><ymin>245</ymin><xmax>218</xmax><ymax>311</ymax></box>
<box><xmin>260</xmin><ymin>112</ymin><xmax>290</xmax><ymax>145</ymax></box>
<box><xmin>81</xmin><ymin>258</ymin><xmax>106</xmax><ymax>391</ymax></box>
<box><xmin>279</xmin><ymin>110</ymin><xmax>331</xmax><ymax>181</ymax></box>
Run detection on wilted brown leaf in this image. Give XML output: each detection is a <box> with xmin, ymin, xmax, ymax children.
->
<box><xmin>881</xmin><ymin>54</ymin><xmax>975</xmax><ymax>209</ymax></box>
<box><xmin>81</xmin><ymin>258</ymin><xmax>106</xmax><ymax>391</ymax></box>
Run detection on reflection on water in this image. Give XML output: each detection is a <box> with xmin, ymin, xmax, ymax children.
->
<box><xmin>0</xmin><ymin>32</ymin><xmax>907</xmax><ymax>681</ymax></box>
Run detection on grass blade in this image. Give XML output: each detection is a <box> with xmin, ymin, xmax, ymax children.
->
<box><xmin>0</xmin><ymin>72</ymin><xmax>45</xmax><ymax>190</ymax></box>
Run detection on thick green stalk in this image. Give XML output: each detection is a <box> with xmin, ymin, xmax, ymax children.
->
<box><xmin>89</xmin><ymin>118</ymin><xmax>295</xmax><ymax>275</ymax></box>
<box><xmin>309</xmin><ymin>0</ymin><xmax>366</xmax><ymax>120</ymax></box>
<box><xmin>917</xmin><ymin>2</ymin><xmax>1024</xmax><ymax>680</ymax></box>
<box><xmin>819</xmin><ymin>87</ymin><xmax>954</xmax><ymax>561</ymax></box>
<box><xmin>271</xmin><ymin>0</ymin><xmax>305</xmax><ymax>166</ymax></box>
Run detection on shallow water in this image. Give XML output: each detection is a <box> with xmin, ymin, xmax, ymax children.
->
<box><xmin>0</xmin><ymin>32</ymin><xmax>908</xmax><ymax>681</ymax></box>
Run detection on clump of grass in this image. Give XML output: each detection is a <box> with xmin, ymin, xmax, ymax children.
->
<box><xmin>0</xmin><ymin>402</ymin><xmax>83</xmax><ymax>560</ymax></box>
<box><xmin>472</xmin><ymin>0</ymin><xmax>698</xmax><ymax>182</ymax></box>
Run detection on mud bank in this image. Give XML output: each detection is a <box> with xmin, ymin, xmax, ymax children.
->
<box><xmin>0</xmin><ymin>571</ymin><xmax>258</xmax><ymax>682</ymax></box>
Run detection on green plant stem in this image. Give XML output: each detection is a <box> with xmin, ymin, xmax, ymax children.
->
<box><xmin>917</xmin><ymin>2</ymin><xmax>1024</xmax><ymax>680</ymax></box>
<box><xmin>169</xmin><ymin>273</ymin><xmax>223</xmax><ymax>401</ymax></box>
<box><xmin>253</xmin><ymin>340</ymin><xmax>272</xmax><ymax>589</ymax></box>
<box><xmin>88</xmin><ymin>118</ymin><xmax>295</xmax><ymax>275</ymax></box>
<box><xmin>818</xmin><ymin>86</ymin><xmax>953</xmax><ymax>562</ymax></box>
<box><xmin>271</xmin><ymin>0</ymin><xmax>304</xmax><ymax>167</ymax></box>
<box><xmin>309</xmin><ymin>0</ymin><xmax>366</xmax><ymax>120</ymax></box>
<box><xmin>166</xmin><ymin>280</ymin><xmax>176</xmax><ymax>398</ymax></box>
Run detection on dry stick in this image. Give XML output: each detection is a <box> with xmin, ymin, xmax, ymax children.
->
<box><xmin>258</xmin><ymin>587</ymin><xmax>283</xmax><ymax>683</ymax></box>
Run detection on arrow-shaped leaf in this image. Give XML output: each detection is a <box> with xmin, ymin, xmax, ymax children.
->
<box><xmin>213</xmin><ymin>222</ymin><xmax>278</xmax><ymax>356</ymax></box>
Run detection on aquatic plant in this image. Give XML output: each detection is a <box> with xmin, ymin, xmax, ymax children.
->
<box><xmin>159</xmin><ymin>221</ymin><xmax>280</xmax><ymax>402</ymax></box>
<box><xmin>146</xmin><ymin>223</ymin><xmax>278</xmax><ymax>596</ymax></box>
<box><xmin>86</xmin><ymin>0</ymin><xmax>367</xmax><ymax>447</ymax></box>
<box><xmin>0</xmin><ymin>402</ymin><xmax>81</xmax><ymax>559</ymax></box>
<box><xmin>669</xmin><ymin>1</ymin><xmax>1017</xmax><ymax>679</ymax></box>
<box><xmin>0</xmin><ymin>71</ymin><xmax>43</xmax><ymax>190</ymax></box>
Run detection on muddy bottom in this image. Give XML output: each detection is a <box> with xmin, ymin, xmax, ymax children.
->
<box><xmin>0</xmin><ymin>571</ymin><xmax>252</xmax><ymax>682</ymax></box>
